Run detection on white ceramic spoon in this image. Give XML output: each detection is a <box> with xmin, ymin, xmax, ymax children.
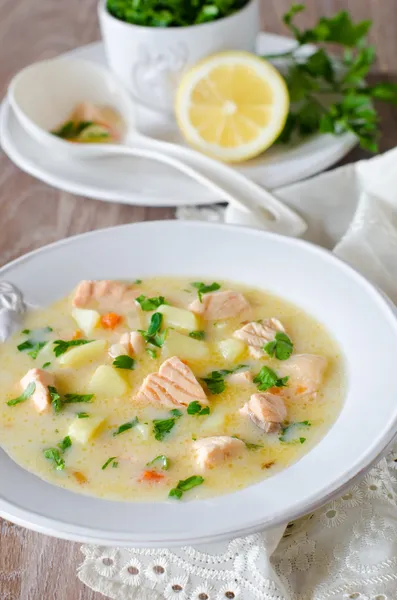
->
<box><xmin>8</xmin><ymin>58</ymin><xmax>307</xmax><ymax>236</ymax></box>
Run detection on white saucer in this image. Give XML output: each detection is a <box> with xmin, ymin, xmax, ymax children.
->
<box><xmin>0</xmin><ymin>35</ymin><xmax>357</xmax><ymax>207</ymax></box>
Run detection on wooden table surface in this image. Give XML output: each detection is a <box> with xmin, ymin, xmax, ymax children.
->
<box><xmin>0</xmin><ymin>1</ymin><xmax>396</xmax><ymax>598</ymax></box>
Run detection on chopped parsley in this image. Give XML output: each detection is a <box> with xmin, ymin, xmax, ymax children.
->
<box><xmin>153</xmin><ymin>409</ymin><xmax>182</xmax><ymax>441</ymax></box>
<box><xmin>188</xmin><ymin>330</ymin><xmax>205</xmax><ymax>340</ymax></box>
<box><xmin>112</xmin><ymin>417</ymin><xmax>139</xmax><ymax>436</ymax></box>
<box><xmin>112</xmin><ymin>461</ymin><xmax>119</xmax><ymax>468</ymax></box>
<box><xmin>202</xmin><ymin>364</ymin><xmax>248</xmax><ymax>394</ymax></box>
<box><xmin>170</xmin><ymin>408</ymin><xmax>183</xmax><ymax>417</ymax></box>
<box><xmin>187</xmin><ymin>401</ymin><xmax>210</xmax><ymax>416</ymax></box>
<box><xmin>53</xmin><ymin>339</ymin><xmax>93</xmax><ymax>357</ymax></box>
<box><xmin>42</xmin><ymin>362</ymin><xmax>51</xmax><ymax>369</ymax></box>
<box><xmin>138</xmin><ymin>312</ymin><xmax>167</xmax><ymax>348</ymax></box>
<box><xmin>77</xmin><ymin>412</ymin><xmax>89</xmax><ymax>419</ymax></box>
<box><xmin>7</xmin><ymin>382</ymin><xmax>36</xmax><ymax>406</ymax></box>
<box><xmin>58</xmin><ymin>436</ymin><xmax>72</xmax><ymax>452</ymax></box>
<box><xmin>136</xmin><ymin>295</ymin><xmax>166</xmax><ymax>311</ymax></box>
<box><xmin>169</xmin><ymin>475</ymin><xmax>204</xmax><ymax>499</ymax></box>
<box><xmin>191</xmin><ymin>281</ymin><xmax>220</xmax><ymax>303</ymax></box>
<box><xmin>102</xmin><ymin>456</ymin><xmax>118</xmax><ymax>470</ymax></box>
<box><xmin>146</xmin><ymin>455</ymin><xmax>170</xmax><ymax>470</ymax></box>
<box><xmin>253</xmin><ymin>366</ymin><xmax>289</xmax><ymax>392</ymax></box>
<box><xmin>17</xmin><ymin>340</ymin><xmax>47</xmax><ymax>359</ymax></box>
<box><xmin>279</xmin><ymin>421</ymin><xmax>311</xmax><ymax>443</ymax></box>
<box><xmin>134</xmin><ymin>279</ymin><xmax>143</xmax><ymax>284</ymax></box>
<box><xmin>264</xmin><ymin>332</ymin><xmax>294</xmax><ymax>361</ymax></box>
<box><xmin>48</xmin><ymin>385</ymin><xmax>63</xmax><ymax>413</ymax></box>
<box><xmin>21</xmin><ymin>329</ymin><xmax>30</xmax><ymax>335</ymax></box>
<box><xmin>113</xmin><ymin>355</ymin><xmax>135</xmax><ymax>370</ymax></box>
<box><xmin>63</xmin><ymin>393</ymin><xmax>94</xmax><ymax>404</ymax></box>
<box><xmin>43</xmin><ymin>448</ymin><xmax>65</xmax><ymax>471</ymax></box>
<box><xmin>233</xmin><ymin>435</ymin><xmax>263</xmax><ymax>450</ymax></box>
<box><xmin>146</xmin><ymin>348</ymin><xmax>157</xmax><ymax>359</ymax></box>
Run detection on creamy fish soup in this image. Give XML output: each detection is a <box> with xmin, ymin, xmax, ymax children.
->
<box><xmin>0</xmin><ymin>278</ymin><xmax>345</xmax><ymax>501</ymax></box>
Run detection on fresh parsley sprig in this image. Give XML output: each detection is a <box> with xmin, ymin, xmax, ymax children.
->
<box><xmin>267</xmin><ymin>4</ymin><xmax>397</xmax><ymax>152</ymax></box>
<box><xmin>253</xmin><ymin>366</ymin><xmax>289</xmax><ymax>392</ymax></box>
<box><xmin>191</xmin><ymin>281</ymin><xmax>220</xmax><ymax>303</ymax></box>
<box><xmin>169</xmin><ymin>475</ymin><xmax>204</xmax><ymax>499</ymax></box>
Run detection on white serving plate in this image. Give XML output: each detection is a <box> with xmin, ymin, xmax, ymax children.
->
<box><xmin>1</xmin><ymin>221</ymin><xmax>397</xmax><ymax>547</ymax></box>
<box><xmin>0</xmin><ymin>34</ymin><xmax>357</xmax><ymax>207</ymax></box>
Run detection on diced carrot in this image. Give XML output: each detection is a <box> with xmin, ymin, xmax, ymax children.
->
<box><xmin>72</xmin><ymin>330</ymin><xmax>82</xmax><ymax>340</ymax></box>
<box><xmin>72</xmin><ymin>471</ymin><xmax>88</xmax><ymax>484</ymax></box>
<box><xmin>296</xmin><ymin>385</ymin><xmax>307</xmax><ymax>395</ymax></box>
<box><xmin>138</xmin><ymin>470</ymin><xmax>165</xmax><ymax>483</ymax></box>
<box><xmin>261</xmin><ymin>461</ymin><xmax>275</xmax><ymax>470</ymax></box>
<box><xmin>269</xmin><ymin>387</ymin><xmax>281</xmax><ymax>395</ymax></box>
<box><xmin>100</xmin><ymin>312</ymin><xmax>122</xmax><ymax>329</ymax></box>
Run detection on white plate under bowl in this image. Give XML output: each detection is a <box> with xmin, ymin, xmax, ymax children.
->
<box><xmin>0</xmin><ymin>34</ymin><xmax>357</xmax><ymax>207</ymax></box>
<box><xmin>1</xmin><ymin>221</ymin><xmax>397</xmax><ymax>546</ymax></box>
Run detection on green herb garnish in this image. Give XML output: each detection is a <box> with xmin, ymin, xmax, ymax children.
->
<box><xmin>202</xmin><ymin>364</ymin><xmax>248</xmax><ymax>394</ymax></box>
<box><xmin>17</xmin><ymin>339</ymin><xmax>47</xmax><ymax>359</ymax></box>
<box><xmin>146</xmin><ymin>348</ymin><xmax>157</xmax><ymax>359</ymax></box>
<box><xmin>188</xmin><ymin>330</ymin><xmax>205</xmax><ymax>340</ymax></box>
<box><xmin>52</xmin><ymin>120</ymin><xmax>96</xmax><ymax>140</ymax></box>
<box><xmin>58</xmin><ymin>436</ymin><xmax>72</xmax><ymax>452</ymax></box>
<box><xmin>187</xmin><ymin>401</ymin><xmax>210</xmax><ymax>416</ymax></box>
<box><xmin>42</xmin><ymin>362</ymin><xmax>51</xmax><ymax>369</ymax></box>
<box><xmin>77</xmin><ymin>412</ymin><xmax>89</xmax><ymax>419</ymax></box>
<box><xmin>43</xmin><ymin>448</ymin><xmax>65</xmax><ymax>471</ymax></box>
<box><xmin>138</xmin><ymin>312</ymin><xmax>167</xmax><ymax>348</ymax></box>
<box><xmin>279</xmin><ymin>421</ymin><xmax>311</xmax><ymax>443</ymax></box>
<box><xmin>153</xmin><ymin>409</ymin><xmax>182</xmax><ymax>441</ymax></box>
<box><xmin>232</xmin><ymin>435</ymin><xmax>263</xmax><ymax>450</ymax></box>
<box><xmin>191</xmin><ymin>281</ymin><xmax>221</xmax><ymax>303</ymax></box>
<box><xmin>113</xmin><ymin>355</ymin><xmax>135</xmax><ymax>370</ymax></box>
<box><xmin>266</xmin><ymin>5</ymin><xmax>397</xmax><ymax>153</ymax></box>
<box><xmin>63</xmin><ymin>393</ymin><xmax>94</xmax><ymax>404</ymax></box>
<box><xmin>146</xmin><ymin>455</ymin><xmax>170</xmax><ymax>470</ymax></box>
<box><xmin>134</xmin><ymin>279</ymin><xmax>142</xmax><ymax>284</ymax></box>
<box><xmin>112</xmin><ymin>417</ymin><xmax>139</xmax><ymax>436</ymax></box>
<box><xmin>7</xmin><ymin>382</ymin><xmax>36</xmax><ymax>406</ymax></box>
<box><xmin>102</xmin><ymin>456</ymin><xmax>118</xmax><ymax>470</ymax></box>
<box><xmin>112</xmin><ymin>461</ymin><xmax>119</xmax><ymax>468</ymax></box>
<box><xmin>136</xmin><ymin>295</ymin><xmax>166</xmax><ymax>311</ymax></box>
<box><xmin>169</xmin><ymin>475</ymin><xmax>204</xmax><ymax>499</ymax></box>
<box><xmin>170</xmin><ymin>408</ymin><xmax>183</xmax><ymax>417</ymax></box>
<box><xmin>253</xmin><ymin>366</ymin><xmax>289</xmax><ymax>392</ymax></box>
<box><xmin>264</xmin><ymin>332</ymin><xmax>294</xmax><ymax>360</ymax></box>
<box><xmin>21</xmin><ymin>329</ymin><xmax>30</xmax><ymax>335</ymax></box>
<box><xmin>48</xmin><ymin>385</ymin><xmax>63</xmax><ymax>413</ymax></box>
<box><xmin>53</xmin><ymin>339</ymin><xmax>93</xmax><ymax>357</ymax></box>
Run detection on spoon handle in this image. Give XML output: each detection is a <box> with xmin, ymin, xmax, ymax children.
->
<box><xmin>128</xmin><ymin>134</ymin><xmax>307</xmax><ymax>237</ymax></box>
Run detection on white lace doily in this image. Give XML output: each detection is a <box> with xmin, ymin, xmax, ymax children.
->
<box><xmin>78</xmin><ymin>149</ymin><xmax>397</xmax><ymax>600</ymax></box>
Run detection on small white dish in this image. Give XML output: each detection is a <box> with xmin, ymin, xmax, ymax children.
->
<box><xmin>0</xmin><ymin>35</ymin><xmax>358</xmax><ymax>208</ymax></box>
<box><xmin>1</xmin><ymin>220</ymin><xmax>397</xmax><ymax>547</ymax></box>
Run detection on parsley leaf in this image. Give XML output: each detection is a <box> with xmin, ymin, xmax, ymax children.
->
<box><xmin>53</xmin><ymin>339</ymin><xmax>93</xmax><ymax>357</ymax></box>
<box><xmin>232</xmin><ymin>436</ymin><xmax>264</xmax><ymax>450</ymax></box>
<box><xmin>17</xmin><ymin>339</ymin><xmax>47</xmax><ymax>359</ymax></box>
<box><xmin>63</xmin><ymin>393</ymin><xmax>94</xmax><ymax>404</ymax></box>
<box><xmin>169</xmin><ymin>475</ymin><xmax>204</xmax><ymax>499</ymax></box>
<box><xmin>153</xmin><ymin>418</ymin><xmax>177</xmax><ymax>441</ymax></box>
<box><xmin>77</xmin><ymin>412</ymin><xmax>89</xmax><ymax>419</ymax></box>
<box><xmin>138</xmin><ymin>313</ymin><xmax>167</xmax><ymax>348</ymax></box>
<box><xmin>146</xmin><ymin>455</ymin><xmax>170</xmax><ymax>470</ymax></box>
<box><xmin>202</xmin><ymin>364</ymin><xmax>248</xmax><ymax>394</ymax></box>
<box><xmin>253</xmin><ymin>366</ymin><xmax>289</xmax><ymax>392</ymax></box>
<box><xmin>134</xmin><ymin>279</ymin><xmax>142</xmax><ymax>284</ymax></box>
<box><xmin>279</xmin><ymin>421</ymin><xmax>311</xmax><ymax>443</ymax></box>
<box><xmin>112</xmin><ymin>417</ymin><xmax>139</xmax><ymax>436</ymax></box>
<box><xmin>146</xmin><ymin>348</ymin><xmax>157</xmax><ymax>359</ymax></box>
<box><xmin>187</xmin><ymin>401</ymin><xmax>210</xmax><ymax>416</ymax></box>
<box><xmin>7</xmin><ymin>382</ymin><xmax>36</xmax><ymax>406</ymax></box>
<box><xmin>136</xmin><ymin>295</ymin><xmax>166</xmax><ymax>311</ymax></box>
<box><xmin>113</xmin><ymin>355</ymin><xmax>135</xmax><ymax>370</ymax></box>
<box><xmin>58</xmin><ymin>436</ymin><xmax>72</xmax><ymax>452</ymax></box>
<box><xmin>102</xmin><ymin>456</ymin><xmax>118</xmax><ymax>470</ymax></box>
<box><xmin>170</xmin><ymin>408</ymin><xmax>183</xmax><ymax>417</ymax></box>
<box><xmin>191</xmin><ymin>281</ymin><xmax>221</xmax><ymax>303</ymax></box>
<box><xmin>189</xmin><ymin>330</ymin><xmax>205</xmax><ymax>340</ymax></box>
<box><xmin>48</xmin><ymin>385</ymin><xmax>63</xmax><ymax>413</ymax></box>
<box><xmin>264</xmin><ymin>332</ymin><xmax>294</xmax><ymax>360</ymax></box>
<box><xmin>43</xmin><ymin>448</ymin><xmax>65</xmax><ymax>470</ymax></box>
<box><xmin>42</xmin><ymin>362</ymin><xmax>51</xmax><ymax>369</ymax></box>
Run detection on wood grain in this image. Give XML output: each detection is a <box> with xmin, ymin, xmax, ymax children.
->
<box><xmin>0</xmin><ymin>1</ymin><xmax>396</xmax><ymax>598</ymax></box>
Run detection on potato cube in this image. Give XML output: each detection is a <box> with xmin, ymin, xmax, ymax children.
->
<box><xmin>72</xmin><ymin>307</ymin><xmax>100</xmax><ymax>335</ymax></box>
<box><xmin>162</xmin><ymin>330</ymin><xmax>209</xmax><ymax>361</ymax></box>
<box><xmin>88</xmin><ymin>365</ymin><xmax>129</xmax><ymax>397</ymax></box>
<box><xmin>59</xmin><ymin>339</ymin><xmax>107</xmax><ymax>367</ymax></box>
<box><xmin>68</xmin><ymin>415</ymin><xmax>105</xmax><ymax>444</ymax></box>
<box><xmin>217</xmin><ymin>339</ymin><xmax>246</xmax><ymax>362</ymax></box>
<box><xmin>158</xmin><ymin>305</ymin><xmax>199</xmax><ymax>331</ymax></box>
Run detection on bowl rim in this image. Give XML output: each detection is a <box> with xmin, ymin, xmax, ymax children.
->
<box><xmin>2</xmin><ymin>219</ymin><xmax>397</xmax><ymax>546</ymax></box>
<box><xmin>98</xmin><ymin>0</ymin><xmax>258</xmax><ymax>33</ymax></box>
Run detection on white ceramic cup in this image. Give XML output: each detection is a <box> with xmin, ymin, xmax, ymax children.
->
<box><xmin>98</xmin><ymin>0</ymin><xmax>260</xmax><ymax>114</ymax></box>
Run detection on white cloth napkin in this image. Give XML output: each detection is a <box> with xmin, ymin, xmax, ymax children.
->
<box><xmin>78</xmin><ymin>147</ymin><xmax>397</xmax><ymax>600</ymax></box>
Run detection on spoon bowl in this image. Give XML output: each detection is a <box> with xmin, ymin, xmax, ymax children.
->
<box><xmin>8</xmin><ymin>58</ymin><xmax>307</xmax><ymax>236</ymax></box>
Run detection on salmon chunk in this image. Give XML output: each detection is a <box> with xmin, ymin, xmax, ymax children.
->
<box><xmin>234</xmin><ymin>318</ymin><xmax>285</xmax><ymax>358</ymax></box>
<box><xmin>240</xmin><ymin>392</ymin><xmax>287</xmax><ymax>433</ymax></box>
<box><xmin>20</xmin><ymin>368</ymin><xmax>55</xmax><ymax>414</ymax></box>
<box><xmin>227</xmin><ymin>370</ymin><xmax>253</xmax><ymax>385</ymax></box>
<box><xmin>278</xmin><ymin>354</ymin><xmax>327</xmax><ymax>398</ymax></box>
<box><xmin>72</xmin><ymin>280</ymin><xmax>139</xmax><ymax>310</ymax></box>
<box><xmin>109</xmin><ymin>331</ymin><xmax>145</xmax><ymax>359</ymax></box>
<box><xmin>189</xmin><ymin>290</ymin><xmax>250</xmax><ymax>321</ymax></box>
<box><xmin>137</xmin><ymin>356</ymin><xmax>207</xmax><ymax>408</ymax></box>
<box><xmin>193</xmin><ymin>436</ymin><xmax>245</xmax><ymax>469</ymax></box>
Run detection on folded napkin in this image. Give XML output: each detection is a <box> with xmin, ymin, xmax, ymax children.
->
<box><xmin>78</xmin><ymin>148</ymin><xmax>397</xmax><ymax>600</ymax></box>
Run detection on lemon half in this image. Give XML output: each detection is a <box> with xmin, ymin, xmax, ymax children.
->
<box><xmin>175</xmin><ymin>51</ymin><xmax>289</xmax><ymax>163</ymax></box>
